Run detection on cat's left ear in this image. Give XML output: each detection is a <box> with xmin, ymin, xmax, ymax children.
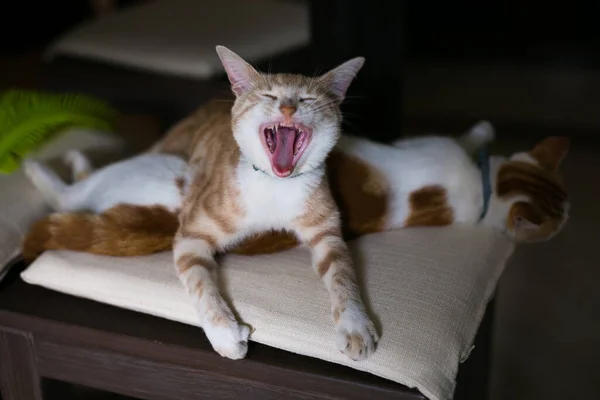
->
<box><xmin>215</xmin><ymin>45</ymin><xmax>262</xmax><ymax>96</ymax></box>
<box><xmin>530</xmin><ymin>136</ymin><xmax>570</xmax><ymax>171</ymax></box>
<box><xmin>319</xmin><ymin>57</ymin><xmax>365</xmax><ymax>101</ymax></box>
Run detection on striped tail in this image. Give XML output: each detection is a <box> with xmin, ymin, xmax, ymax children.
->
<box><xmin>22</xmin><ymin>204</ymin><xmax>178</xmax><ymax>262</ymax></box>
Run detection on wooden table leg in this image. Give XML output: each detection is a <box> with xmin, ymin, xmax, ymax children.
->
<box><xmin>0</xmin><ymin>329</ymin><xmax>43</xmax><ymax>400</ymax></box>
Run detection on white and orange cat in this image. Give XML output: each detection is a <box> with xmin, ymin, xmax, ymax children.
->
<box><xmin>22</xmin><ymin>47</ymin><xmax>570</xmax><ymax>360</ymax></box>
<box><xmin>25</xmin><ymin>46</ymin><xmax>378</xmax><ymax>361</ymax></box>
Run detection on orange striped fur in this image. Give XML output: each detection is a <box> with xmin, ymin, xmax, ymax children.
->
<box><xmin>22</xmin><ymin>204</ymin><xmax>178</xmax><ymax>262</ymax></box>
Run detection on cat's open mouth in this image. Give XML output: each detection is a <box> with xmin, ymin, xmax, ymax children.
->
<box><xmin>260</xmin><ymin>122</ymin><xmax>312</xmax><ymax>178</ymax></box>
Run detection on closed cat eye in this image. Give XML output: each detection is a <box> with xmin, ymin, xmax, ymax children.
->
<box><xmin>299</xmin><ymin>97</ymin><xmax>316</xmax><ymax>102</ymax></box>
<box><xmin>261</xmin><ymin>94</ymin><xmax>277</xmax><ymax>100</ymax></box>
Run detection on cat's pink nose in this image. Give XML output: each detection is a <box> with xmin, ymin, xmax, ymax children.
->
<box><xmin>279</xmin><ymin>105</ymin><xmax>296</xmax><ymax>118</ymax></box>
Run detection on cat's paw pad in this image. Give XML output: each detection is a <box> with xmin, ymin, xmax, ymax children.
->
<box><xmin>335</xmin><ymin>305</ymin><xmax>379</xmax><ymax>361</ymax></box>
<box><xmin>203</xmin><ymin>317</ymin><xmax>251</xmax><ymax>360</ymax></box>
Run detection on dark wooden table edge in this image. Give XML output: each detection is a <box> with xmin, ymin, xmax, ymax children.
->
<box><xmin>0</xmin><ymin>307</ymin><xmax>424</xmax><ymax>400</ymax></box>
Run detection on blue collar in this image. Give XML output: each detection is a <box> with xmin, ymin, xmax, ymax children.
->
<box><xmin>477</xmin><ymin>147</ymin><xmax>492</xmax><ymax>220</ymax></box>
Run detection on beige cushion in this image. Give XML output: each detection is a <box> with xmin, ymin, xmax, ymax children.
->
<box><xmin>22</xmin><ymin>226</ymin><xmax>514</xmax><ymax>400</ymax></box>
<box><xmin>45</xmin><ymin>0</ymin><xmax>309</xmax><ymax>79</ymax></box>
<box><xmin>0</xmin><ymin>128</ymin><xmax>125</xmax><ymax>274</ymax></box>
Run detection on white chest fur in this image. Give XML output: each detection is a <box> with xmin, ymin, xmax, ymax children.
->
<box><xmin>235</xmin><ymin>158</ymin><xmax>324</xmax><ymax>232</ymax></box>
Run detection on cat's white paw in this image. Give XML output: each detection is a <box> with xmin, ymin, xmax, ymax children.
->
<box><xmin>335</xmin><ymin>303</ymin><xmax>379</xmax><ymax>361</ymax></box>
<box><xmin>203</xmin><ymin>317</ymin><xmax>251</xmax><ymax>360</ymax></box>
<box><xmin>63</xmin><ymin>150</ymin><xmax>91</xmax><ymax>181</ymax></box>
<box><xmin>22</xmin><ymin>158</ymin><xmax>42</xmax><ymax>180</ymax></box>
<box><xmin>63</xmin><ymin>150</ymin><xmax>82</xmax><ymax>165</ymax></box>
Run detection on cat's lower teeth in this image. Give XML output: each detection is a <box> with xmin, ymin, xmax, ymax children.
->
<box><xmin>294</xmin><ymin>139</ymin><xmax>303</xmax><ymax>155</ymax></box>
<box><xmin>265</xmin><ymin>129</ymin><xmax>276</xmax><ymax>153</ymax></box>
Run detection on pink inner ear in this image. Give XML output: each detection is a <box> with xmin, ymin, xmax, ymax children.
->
<box><xmin>324</xmin><ymin>57</ymin><xmax>365</xmax><ymax>100</ymax></box>
<box><xmin>514</xmin><ymin>215</ymin><xmax>540</xmax><ymax>231</ymax></box>
<box><xmin>216</xmin><ymin>46</ymin><xmax>259</xmax><ymax>96</ymax></box>
<box><xmin>223</xmin><ymin>63</ymin><xmax>254</xmax><ymax>95</ymax></box>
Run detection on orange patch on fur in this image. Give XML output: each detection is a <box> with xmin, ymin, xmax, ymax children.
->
<box><xmin>404</xmin><ymin>185</ymin><xmax>454</xmax><ymax>227</ymax></box>
<box><xmin>327</xmin><ymin>150</ymin><xmax>389</xmax><ymax>238</ymax></box>
<box><xmin>497</xmin><ymin>160</ymin><xmax>568</xmax><ymax>242</ymax></box>
<box><xmin>177</xmin><ymin>253</ymin><xmax>215</xmax><ymax>274</ymax></box>
<box><xmin>496</xmin><ymin>161</ymin><xmax>567</xmax><ymax>219</ymax></box>
<box><xmin>530</xmin><ymin>136</ymin><xmax>570</xmax><ymax>171</ymax></box>
<box><xmin>231</xmin><ymin>230</ymin><xmax>298</xmax><ymax>255</ymax></box>
<box><xmin>22</xmin><ymin>204</ymin><xmax>178</xmax><ymax>262</ymax></box>
<box><xmin>308</xmin><ymin>228</ymin><xmax>340</xmax><ymax>247</ymax></box>
<box><xmin>317</xmin><ymin>251</ymin><xmax>341</xmax><ymax>277</ymax></box>
<box><xmin>333</xmin><ymin>306</ymin><xmax>345</xmax><ymax>324</ymax></box>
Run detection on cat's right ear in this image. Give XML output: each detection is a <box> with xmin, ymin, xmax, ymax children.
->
<box><xmin>319</xmin><ymin>57</ymin><xmax>365</xmax><ymax>101</ymax></box>
<box><xmin>215</xmin><ymin>46</ymin><xmax>262</xmax><ymax>97</ymax></box>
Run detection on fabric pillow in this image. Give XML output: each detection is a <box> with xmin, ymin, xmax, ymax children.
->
<box><xmin>22</xmin><ymin>226</ymin><xmax>514</xmax><ymax>400</ymax></box>
<box><xmin>45</xmin><ymin>0</ymin><xmax>309</xmax><ymax>79</ymax></box>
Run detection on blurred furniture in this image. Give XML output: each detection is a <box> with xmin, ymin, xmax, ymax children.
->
<box><xmin>42</xmin><ymin>0</ymin><xmax>406</xmax><ymax>141</ymax></box>
<box><xmin>42</xmin><ymin>0</ymin><xmax>311</xmax><ymax>127</ymax></box>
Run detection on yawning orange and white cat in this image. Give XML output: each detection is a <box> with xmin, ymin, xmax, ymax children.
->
<box><xmin>22</xmin><ymin>47</ymin><xmax>570</xmax><ymax>361</ymax></box>
<box><xmin>26</xmin><ymin>46</ymin><xmax>378</xmax><ymax>361</ymax></box>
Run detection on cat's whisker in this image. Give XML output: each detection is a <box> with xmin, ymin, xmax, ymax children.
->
<box><xmin>306</xmin><ymin>67</ymin><xmax>324</xmax><ymax>93</ymax></box>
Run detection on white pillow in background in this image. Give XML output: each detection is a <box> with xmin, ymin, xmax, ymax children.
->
<box><xmin>45</xmin><ymin>0</ymin><xmax>309</xmax><ymax>79</ymax></box>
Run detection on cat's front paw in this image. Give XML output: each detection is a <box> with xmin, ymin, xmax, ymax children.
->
<box><xmin>335</xmin><ymin>303</ymin><xmax>379</xmax><ymax>361</ymax></box>
<box><xmin>203</xmin><ymin>316</ymin><xmax>251</xmax><ymax>360</ymax></box>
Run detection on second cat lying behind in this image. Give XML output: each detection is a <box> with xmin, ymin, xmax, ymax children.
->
<box><xmin>23</xmin><ymin>119</ymin><xmax>570</xmax><ymax>260</ymax></box>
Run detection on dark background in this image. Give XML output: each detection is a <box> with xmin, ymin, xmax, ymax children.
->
<box><xmin>0</xmin><ymin>3</ymin><xmax>598</xmax><ymax>399</ymax></box>
<box><xmin>4</xmin><ymin>1</ymin><xmax>600</xmax><ymax>64</ymax></box>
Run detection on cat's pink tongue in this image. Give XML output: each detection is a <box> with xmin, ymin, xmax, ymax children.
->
<box><xmin>272</xmin><ymin>127</ymin><xmax>297</xmax><ymax>177</ymax></box>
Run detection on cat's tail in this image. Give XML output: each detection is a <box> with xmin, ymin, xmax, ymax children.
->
<box><xmin>458</xmin><ymin>120</ymin><xmax>495</xmax><ymax>156</ymax></box>
<box><xmin>22</xmin><ymin>204</ymin><xmax>178</xmax><ymax>262</ymax></box>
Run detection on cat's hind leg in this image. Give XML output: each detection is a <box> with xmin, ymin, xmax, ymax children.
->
<box><xmin>63</xmin><ymin>150</ymin><xmax>94</xmax><ymax>182</ymax></box>
<box><xmin>22</xmin><ymin>159</ymin><xmax>69</xmax><ymax>211</ymax></box>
